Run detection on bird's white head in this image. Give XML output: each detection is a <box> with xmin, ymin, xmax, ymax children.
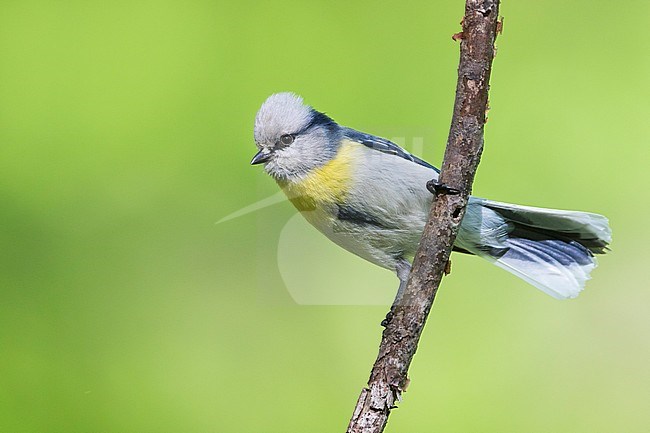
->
<box><xmin>252</xmin><ymin>92</ymin><xmax>341</xmax><ymax>180</ymax></box>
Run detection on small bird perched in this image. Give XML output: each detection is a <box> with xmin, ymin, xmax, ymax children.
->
<box><xmin>251</xmin><ymin>92</ymin><xmax>611</xmax><ymax>300</ymax></box>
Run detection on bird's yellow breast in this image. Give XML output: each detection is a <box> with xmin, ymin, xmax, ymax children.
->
<box><xmin>277</xmin><ymin>141</ymin><xmax>358</xmax><ymax>212</ymax></box>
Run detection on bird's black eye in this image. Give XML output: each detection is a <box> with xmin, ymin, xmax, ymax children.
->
<box><xmin>279</xmin><ymin>134</ymin><xmax>295</xmax><ymax>146</ymax></box>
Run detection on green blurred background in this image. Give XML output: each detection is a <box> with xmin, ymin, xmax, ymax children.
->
<box><xmin>1</xmin><ymin>0</ymin><xmax>649</xmax><ymax>432</ymax></box>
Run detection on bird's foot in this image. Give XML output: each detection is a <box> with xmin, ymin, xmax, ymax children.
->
<box><xmin>381</xmin><ymin>310</ymin><xmax>394</xmax><ymax>327</ymax></box>
<box><xmin>426</xmin><ymin>180</ymin><xmax>461</xmax><ymax>196</ymax></box>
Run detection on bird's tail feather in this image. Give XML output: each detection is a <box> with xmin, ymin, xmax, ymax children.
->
<box><xmin>468</xmin><ymin>199</ymin><xmax>611</xmax><ymax>299</ymax></box>
<box><xmin>482</xmin><ymin>199</ymin><xmax>611</xmax><ymax>253</ymax></box>
<box><xmin>493</xmin><ymin>238</ymin><xmax>596</xmax><ymax>299</ymax></box>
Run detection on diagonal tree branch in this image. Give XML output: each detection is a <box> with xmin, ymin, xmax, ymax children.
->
<box><xmin>346</xmin><ymin>1</ymin><xmax>501</xmax><ymax>432</ymax></box>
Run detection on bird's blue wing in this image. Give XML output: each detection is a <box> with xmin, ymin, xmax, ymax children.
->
<box><xmin>343</xmin><ymin>128</ymin><xmax>440</xmax><ymax>173</ymax></box>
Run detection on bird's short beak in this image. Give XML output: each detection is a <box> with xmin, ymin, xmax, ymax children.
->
<box><xmin>250</xmin><ymin>149</ymin><xmax>272</xmax><ymax>165</ymax></box>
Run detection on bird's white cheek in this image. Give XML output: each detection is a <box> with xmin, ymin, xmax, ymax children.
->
<box><xmin>264</xmin><ymin>149</ymin><xmax>296</xmax><ymax>180</ymax></box>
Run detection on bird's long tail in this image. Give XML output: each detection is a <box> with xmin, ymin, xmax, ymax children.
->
<box><xmin>460</xmin><ymin>199</ymin><xmax>611</xmax><ymax>299</ymax></box>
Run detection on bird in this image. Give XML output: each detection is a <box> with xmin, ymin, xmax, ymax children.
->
<box><xmin>251</xmin><ymin>92</ymin><xmax>611</xmax><ymax>302</ymax></box>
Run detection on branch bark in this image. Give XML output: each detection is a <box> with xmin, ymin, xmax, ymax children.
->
<box><xmin>346</xmin><ymin>1</ymin><xmax>501</xmax><ymax>432</ymax></box>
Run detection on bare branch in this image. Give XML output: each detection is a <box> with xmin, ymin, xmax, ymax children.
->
<box><xmin>346</xmin><ymin>1</ymin><xmax>501</xmax><ymax>431</ymax></box>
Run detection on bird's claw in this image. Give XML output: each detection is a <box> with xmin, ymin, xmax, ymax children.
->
<box><xmin>427</xmin><ymin>180</ymin><xmax>461</xmax><ymax>196</ymax></box>
<box><xmin>381</xmin><ymin>311</ymin><xmax>394</xmax><ymax>327</ymax></box>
